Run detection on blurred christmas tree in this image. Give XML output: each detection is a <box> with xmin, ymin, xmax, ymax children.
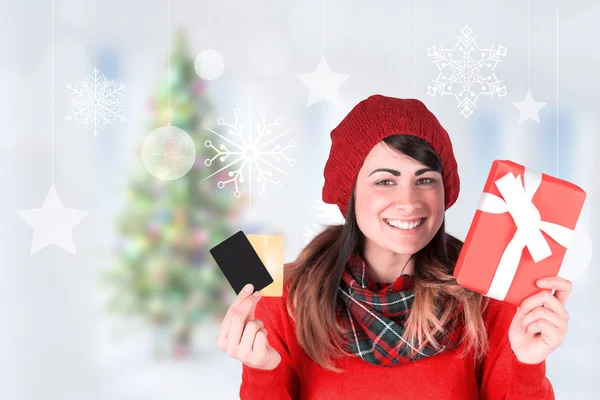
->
<box><xmin>100</xmin><ymin>29</ymin><xmax>242</xmax><ymax>360</ymax></box>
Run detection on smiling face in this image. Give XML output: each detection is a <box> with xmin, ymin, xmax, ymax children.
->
<box><xmin>354</xmin><ymin>141</ymin><xmax>445</xmax><ymax>257</ymax></box>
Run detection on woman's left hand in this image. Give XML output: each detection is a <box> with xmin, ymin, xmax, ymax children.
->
<box><xmin>508</xmin><ymin>276</ymin><xmax>572</xmax><ymax>364</ymax></box>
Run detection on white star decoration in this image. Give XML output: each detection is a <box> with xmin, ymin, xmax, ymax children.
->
<box><xmin>512</xmin><ymin>91</ymin><xmax>546</xmax><ymax>124</ymax></box>
<box><xmin>17</xmin><ymin>186</ymin><xmax>89</xmax><ymax>254</ymax></box>
<box><xmin>296</xmin><ymin>56</ymin><xmax>349</xmax><ymax>107</ymax></box>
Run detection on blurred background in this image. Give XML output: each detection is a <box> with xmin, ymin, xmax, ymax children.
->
<box><xmin>1</xmin><ymin>0</ymin><xmax>599</xmax><ymax>399</ymax></box>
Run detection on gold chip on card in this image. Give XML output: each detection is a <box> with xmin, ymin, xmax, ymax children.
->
<box><xmin>246</xmin><ymin>234</ymin><xmax>285</xmax><ymax>297</ymax></box>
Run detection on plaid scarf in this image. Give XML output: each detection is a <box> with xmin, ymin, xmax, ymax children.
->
<box><xmin>335</xmin><ymin>254</ymin><xmax>464</xmax><ymax>367</ymax></box>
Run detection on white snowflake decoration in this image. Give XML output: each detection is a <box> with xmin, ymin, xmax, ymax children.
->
<box><xmin>302</xmin><ymin>200</ymin><xmax>345</xmax><ymax>244</ymax></box>
<box><xmin>66</xmin><ymin>67</ymin><xmax>126</xmax><ymax>136</ymax></box>
<box><xmin>201</xmin><ymin>108</ymin><xmax>295</xmax><ymax>202</ymax></box>
<box><xmin>427</xmin><ymin>25</ymin><xmax>507</xmax><ymax>118</ymax></box>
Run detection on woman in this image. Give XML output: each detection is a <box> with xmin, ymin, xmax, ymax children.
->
<box><xmin>216</xmin><ymin>95</ymin><xmax>572</xmax><ymax>399</ymax></box>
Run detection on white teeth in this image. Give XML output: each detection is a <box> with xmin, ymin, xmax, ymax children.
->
<box><xmin>386</xmin><ymin>218</ymin><xmax>423</xmax><ymax>230</ymax></box>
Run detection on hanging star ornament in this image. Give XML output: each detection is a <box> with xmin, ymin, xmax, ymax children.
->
<box><xmin>296</xmin><ymin>56</ymin><xmax>349</xmax><ymax>107</ymax></box>
<box><xmin>512</xmin><ymin>91</ymin><xmax>546</xmax><ymax>124</ymax></box>
<box><xmin>17</xmin><ymin>186</ymin><xmax>89</xmax><ymax>255</ymax></box>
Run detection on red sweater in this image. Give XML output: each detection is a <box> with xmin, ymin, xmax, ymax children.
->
<box><xmin>240</xmin><ymin>284</ymin><xmax>554</xmax><ymax>400</ymax></box>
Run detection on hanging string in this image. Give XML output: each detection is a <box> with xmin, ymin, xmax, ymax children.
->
<box><xmin>51</xmin><ymin>0</ymin><xmax>55</xmax><ymax>186</ymax></box>
<box><xmin>321</xmin><ymin>0</ymin><xmax>325</xmax><ymax>57</ymax></box>
<box><xmin>248</xmin><ymin>0</ymin><xmax>253</xmax><ymax>142</ymax></box>
<box><xmin>208</xmin><ymin>0</ymin><xmax>212</xmax><ymax>49</ymax></box>
<box><xmin>414</xmin><ymin>0</ymin><xmax>417</xmax><ymax>97</ymax></box>
<box><xmin>168</xmin><ymin>0</ymin><xmax>171</xmax><ymax>125</ymax></box>
<box><xmin>94</xmin><ymin>0</ymin><xmax>97</xmax><ymax>67</ymax></box>
<box><xmin>556</xmin><ymin>2</ymin><xmax>560</xmax><ymax>178</ymax></box>
<box><xmin>528</xmin><ymin>0</ymin><xmax>531</xmax><ymax>91</ymax></box>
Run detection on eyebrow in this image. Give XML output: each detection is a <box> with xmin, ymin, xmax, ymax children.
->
<box><xmin>369</xmin><ymin>167</ymin><xmax>434</xmax><ymax>177</ymax></box>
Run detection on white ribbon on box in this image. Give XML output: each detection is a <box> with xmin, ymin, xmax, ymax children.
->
<box><xmin>476</xmin><ymin>167</ymin><xmax>575</xmax><ymax>301</ymax></box>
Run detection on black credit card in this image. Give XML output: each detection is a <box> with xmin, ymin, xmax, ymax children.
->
<box><xmin>209</xmin><ymin>230</ymin><xmax>274</xmax><ymax>295</ymax></box>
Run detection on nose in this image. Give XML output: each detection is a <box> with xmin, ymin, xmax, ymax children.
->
<box><xmin>393</xmin><ymin>189</ymin><xmax>422</xmax><ymax>213</ymax></box>
<box><xmin>394</xmin><ymin>202</ymin><xmax>422</xmax><ymax>213</ymax></box>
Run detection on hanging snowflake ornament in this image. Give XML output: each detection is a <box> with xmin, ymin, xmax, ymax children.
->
<box><xmin>302</xmin><ymin>199</ymin><xmax>345</xmax><ymax>244</ymax></box>
<box><xmin>66</xmin><ymin>67</ymin><xmax>126</xmax><ymax>136</ymax></box>
<box><xmin>427</xmin><ymin>25</ymin><xmax>507</xmax><ymax>118</ymax></box>
<box><xmin>201</xmin><ymin>108</ymin><xmax>296</xmax><ymax>203</ymax></box>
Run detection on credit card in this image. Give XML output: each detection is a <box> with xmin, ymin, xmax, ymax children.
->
<box><xmin>209</xmin><ymin>230</ymin><xmax>274</xmax><ymax>295</ymax></box>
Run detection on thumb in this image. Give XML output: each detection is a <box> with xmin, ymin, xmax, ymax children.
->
<box><xmin>510</xmin><ymin>306</ymin><xmax>524</xmax><ymax>333</ymax></box>
<box><xmin>514</xmin><ymin>307</ymin><xmax>522</xmax><ymax>321</ymax></box>
<box><xmin>510</xmin><ymin>306</ymin><xmax>521</xmax><ymax>323</ymax></box>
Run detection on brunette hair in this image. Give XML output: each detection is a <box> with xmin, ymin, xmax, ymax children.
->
<box><xmin>283</xmin><ymin>134</ymin><xmax>490</xmax><ymax>372</ymax></box>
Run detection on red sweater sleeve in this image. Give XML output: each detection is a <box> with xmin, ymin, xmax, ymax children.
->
<box><xmin>239</xmin><ymin>294</ymin><xmax>301</xmax><ymax>400</ymax></box>
<box><xmin>478</xmin><ymin>299</ymin><xmax>555</xmax><ymax>400</ymax></box>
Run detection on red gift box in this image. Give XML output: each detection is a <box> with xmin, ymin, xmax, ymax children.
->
<box><xmin>453</xmin><ymin>160</ymin><xmax>586</xmax><ymax>307</ymax></box>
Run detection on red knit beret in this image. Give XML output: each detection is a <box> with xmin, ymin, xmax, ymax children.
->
<box><xmin>322</xmin><ymin>94</ymin><xmax>460</xmax><ymax>219</ymax></box>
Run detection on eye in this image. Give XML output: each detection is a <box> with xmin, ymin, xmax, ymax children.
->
<box><xmin>375</xmin><ymin>179</ymin><xmax>395</xmax><ymax>186</ymax></box>
<box><xmin>416</xmin><ymin>177</ymin><xmax>436</xmax><ymax>185</ymax></box>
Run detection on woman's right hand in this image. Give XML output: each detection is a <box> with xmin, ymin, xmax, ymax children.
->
<box><xmin>216</xmin><ymin>283</ymin><xmax>282</xmax><ymax>370</ymax></box>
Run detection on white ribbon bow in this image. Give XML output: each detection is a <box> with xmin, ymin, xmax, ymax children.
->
<box><xmin>476</xmin><ymin>168</ymin><xmax>574</xmax><ymax>301</ymax></box>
